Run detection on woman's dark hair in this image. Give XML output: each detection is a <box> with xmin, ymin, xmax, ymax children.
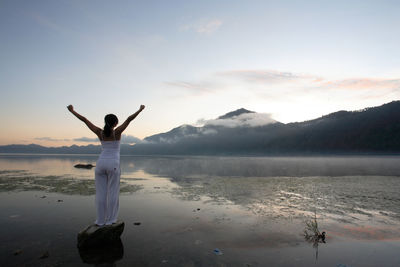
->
<box><xmin>104</xmin><ymin>114</ymin><xmax>118</xmax><ymax>137</ymax></box>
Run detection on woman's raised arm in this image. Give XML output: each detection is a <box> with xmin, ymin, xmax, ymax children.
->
<box><xmin>115</xmin><ymin>105</ymin><xmax>145</xmax><ymax>135</ymax></box>
<box><xmin>67</xmin><ymin>105</ymin><xmax>102</xmax><ymax>138</ymax></box>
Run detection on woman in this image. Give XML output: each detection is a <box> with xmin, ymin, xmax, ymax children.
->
<box><xmin>67</xmin><ymin>104</ymin><xmax>145</xmax><ymax>226</ymax></box>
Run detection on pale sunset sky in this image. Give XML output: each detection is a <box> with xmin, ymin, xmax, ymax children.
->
<box><xmin>1</xmin><ymin>0</ymin><xmax>400</xmax><ymax>146</ymax></box>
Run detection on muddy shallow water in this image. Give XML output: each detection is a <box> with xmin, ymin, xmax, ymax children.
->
<box><xmin>1</xmin><ymin>154</ymin><xmax>400</xmax><ymax>266</ymax></box>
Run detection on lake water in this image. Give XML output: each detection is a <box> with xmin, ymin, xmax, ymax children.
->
<box><xmin>1</xmin><ymin>154</ymin><xmax>400</xmax><ymax>266</ymax></box>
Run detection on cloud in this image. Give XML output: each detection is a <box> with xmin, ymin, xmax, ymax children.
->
<box><xmin>217</xmin><ymin>70</ymin><xmax>318</xmax><ymax>84</ymax></box>
<box><xmin>141</xmin><ymin>112</ymin><xmax>276</xmax><ymax>146</ymax></box>
<box><xmin>35</xmin><ymin>137</ymin><xmax>71</xmax><ymax>142</ymax></box>
<box><xmin>199</xmin><ymin>128</ymin><xmax>218</xmax><ymax>135</ymax></box>
<box><xmin>165</xmin><ymin>70</ymin><xmax>319</xmax><ymax>96</ymax></box>
<box><xmin>165</xmin><ymin>81</ymin><xmax>210</xmax><ymax>92</ymax></box>
<box><xmin>168</xmin><ymin>69</ymin><xmax>400</xmax><ymax>99</ymax></box>
<box><xmin>201</xmin><ymin>113</ymin><xmax>276</xmax><ymax>128</ymax></box>
<box><xmin>165</xmin><ymin>69</ymin><xmax>400</xmax><ymax>121</ymax></box>
<box><xmin>73</xmin><ymin>134</ymin><xmax>143</xmax><ymax>144</ymax></box>
<box><xmin>145</xmin><ymin>124</ymin><xmax>219</xmax><ymax>144</ymax></box>
<box><xmin>164</xmin><ymin>80</ymin><xmax>220</xmax><ymax>95</ymax></box>
<box><xmin>30</xmin><ymin>12</ymin><xmax>64</xmax><ymax>33</ymax></box>
<box><xmin>121</xmin><ymin>134</ymin><xmax>143</xmax><ymax>144</ymax></box>
<box><xmin>196</xmin><ymin>19</ymin><xmax>223</xmax><ymax>34</ymax></box>
<box><xmin>181</xmin><ymin>19</ymin><xmax>223</xmax><ymax>34</ymax></box>
<box><xmin>73</xmin><ymin>137</ymin><xmax>98</xmax><ymax>142</ymax></box>
<box><xmin>322</xmin><ymin>78</ymin><xmax>400</xmax><ymax>90</ymax></box>
<box><xmin>218</xmin><ymin>69</ymin><xmax>400</xmax><ymax>91</ymax></box>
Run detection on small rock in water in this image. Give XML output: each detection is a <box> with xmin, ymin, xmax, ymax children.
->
<box><xmin>213</xmin><ymin>248</ymin><xmax>223</xmax><ymax>255</ymax></box>
<box><xmin>77</xmin><ymin>221</ymin><xmax>125</xmax><ymax>249</ymax></box>
<box><xmin>13</xmin><ymin>249</ymin><xmax>22</xmax><ymax>256</ymax></box>
<box><xmin>39</xmin><ymin>251</ymin><xmax>49</xmax><ymax>259</ymax></box>
<box><xmin>133</xmin><ymin>222</ymin><xmax>141</xmax><ymax>226</ymax></box>
<box><xmin>74</xmin><ymin>164</ymin><xmax>95</xmax><ymax>169</ymax></box>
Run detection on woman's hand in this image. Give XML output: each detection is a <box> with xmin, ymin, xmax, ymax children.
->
<box><xmin>67</xmin><ymin>104</ymin><xmax>101</xmax><ymax>136</ymax></box>
<box><xmin>115</xmin><ymin>105</ymin><xmax>145</xmax><ymax>134</ymax></box>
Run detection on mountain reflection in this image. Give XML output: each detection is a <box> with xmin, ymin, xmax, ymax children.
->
<box><xmin>123</xmin><ymin>156</ymin><xmax>400</xmax><ymax>178</ymax></box>
<box><xmin>125</xmin><ymin>156</ymin><xmax>400</xmax><ymax>224</ymax></box>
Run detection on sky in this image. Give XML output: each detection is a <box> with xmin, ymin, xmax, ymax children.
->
<box><xmin>1</xmin><ymin>0</ymin><xmax>400</xmax><ymax>146</ymax></box>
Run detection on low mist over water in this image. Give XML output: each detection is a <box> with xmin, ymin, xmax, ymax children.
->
<box><xmin>123</xmin><ymin>155</ymin><xmax>400</xmax><ymax>178</ymax></box>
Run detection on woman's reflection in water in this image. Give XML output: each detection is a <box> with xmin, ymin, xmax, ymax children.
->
<box><xmin>78</xmin><ymin>238</ymin><xmax>124</xmax><ymax>267</ymax></box>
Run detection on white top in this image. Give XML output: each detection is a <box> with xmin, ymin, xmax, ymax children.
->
<box><xmin>98</xmin><ymin>131</ymin><xmax>120</xmax><ymax>161</ymax></box>
<box><xmin>99</xmin><ymin>140</ymin><xmax>120</xmax><ymax>161</ymax></box>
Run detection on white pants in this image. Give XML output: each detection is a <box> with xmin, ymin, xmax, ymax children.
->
<box><xmin>95</xmin><ymin>158</ymin><xmax>120</xmax><ymax>225</ymax></box>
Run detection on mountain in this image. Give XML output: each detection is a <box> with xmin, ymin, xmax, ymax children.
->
<box><xmin>217</xmin><ymin>108</ymin><xmax>254</xmax><ymax>119</ymax></box>
<box><xmin>144</xmin><ymin>124</ymin><xmax>201</xmax><ymax>144</ymax></box>
<box><xmin>2</xmin><ymin>102</ymin><xmax>400</xmax><ymax>155</ymax></box>
<box><xmin>131</xmin><ymin>101</ymin><xmax>400</xmax><ymax>155</ymax></box>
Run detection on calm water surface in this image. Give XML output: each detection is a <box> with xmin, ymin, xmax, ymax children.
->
<box><xmin>1</xmin><ymin>154</ymin><xmax>400</xmax><ymax>266</ymax></box>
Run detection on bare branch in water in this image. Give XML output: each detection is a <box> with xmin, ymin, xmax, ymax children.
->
<box><xmin>303</xmin><ymin>211</ymin><xmax>326</xmax><ymax>261</ymax></box>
